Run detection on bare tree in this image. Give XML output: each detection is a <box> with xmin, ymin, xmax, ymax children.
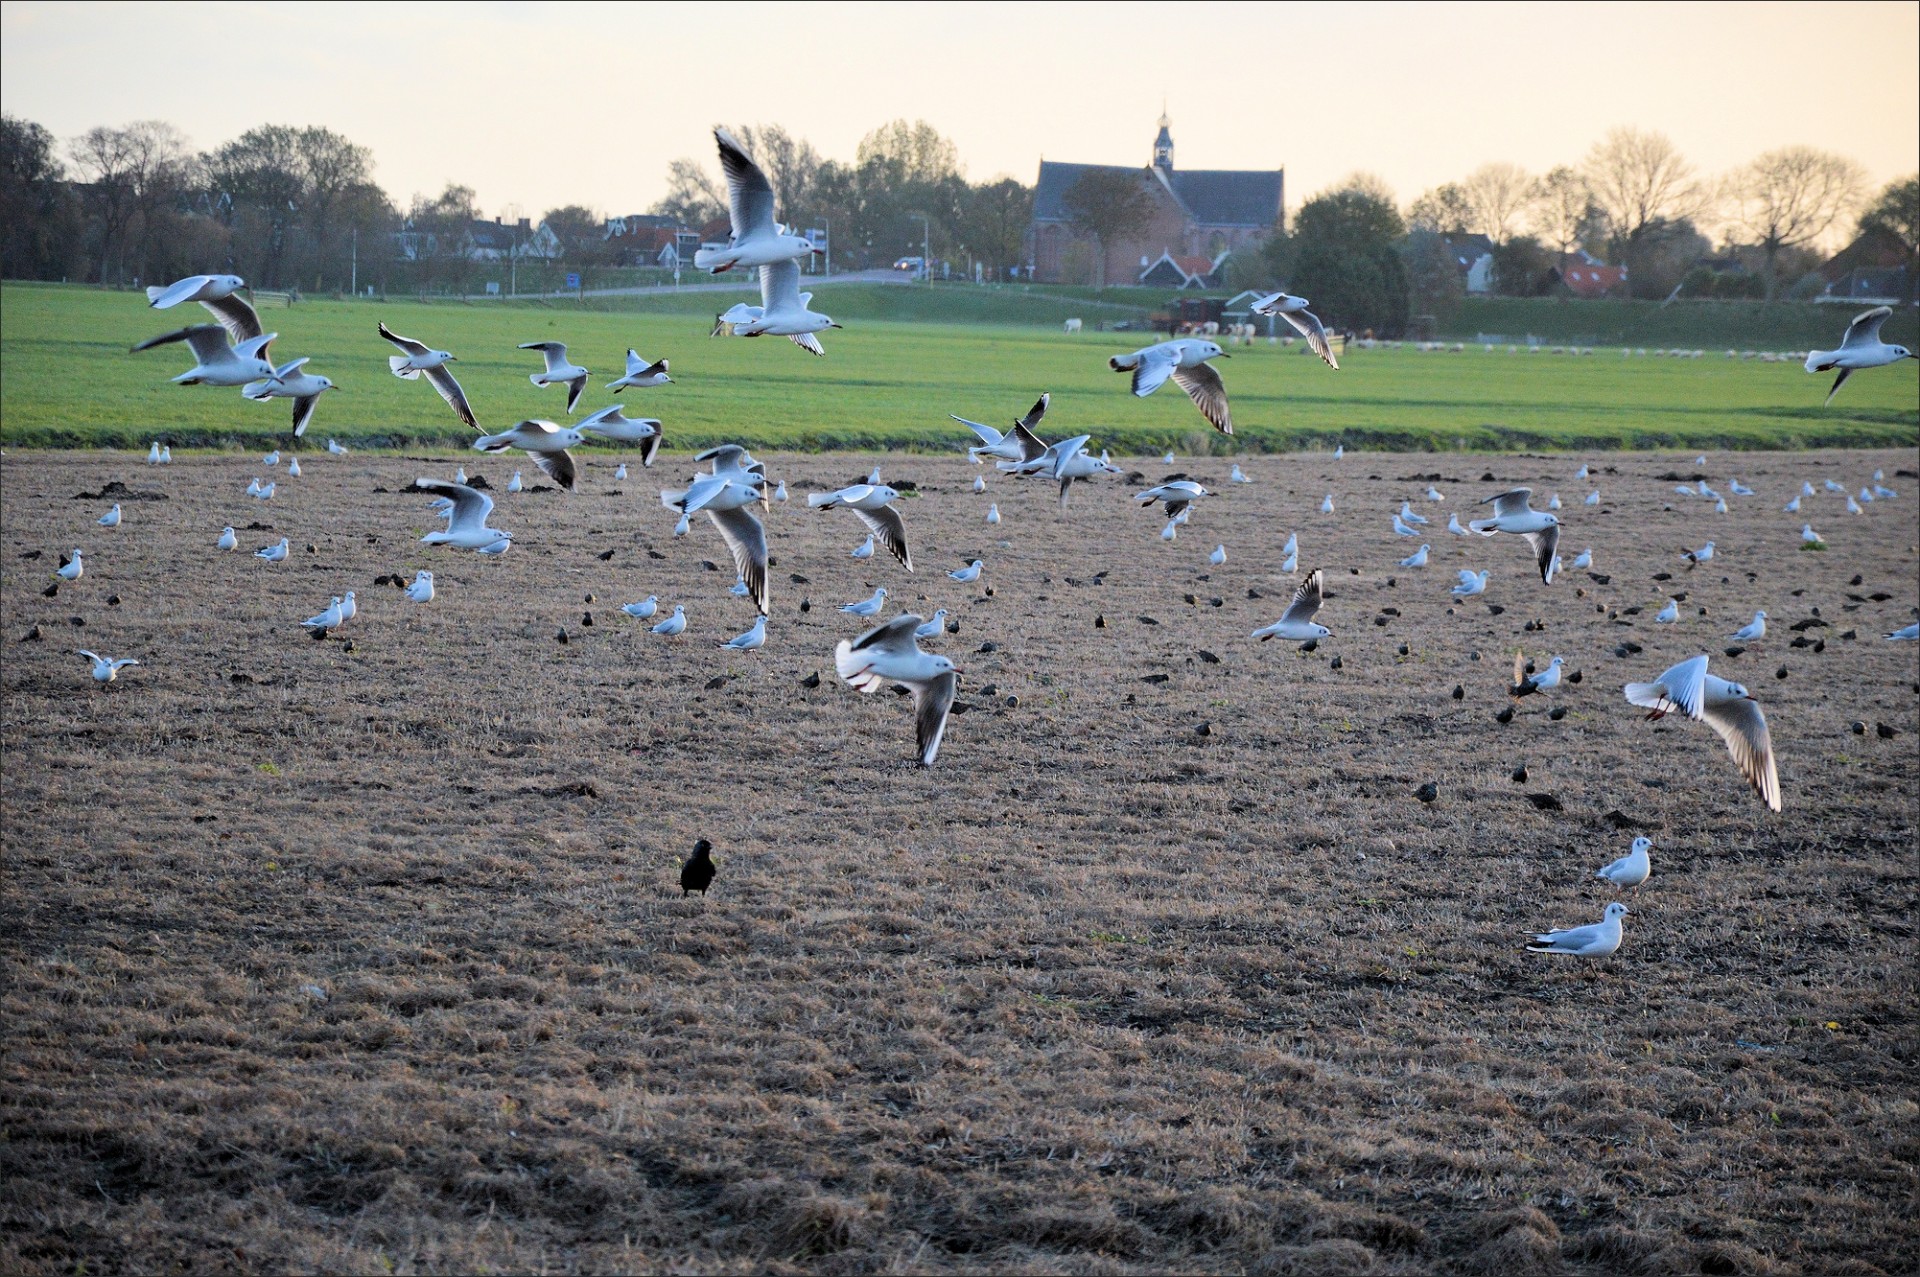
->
<box><xmin>1061</xmin><ymin>168</ymin><xmax>1154</xmax><ymax>290</ymax></box>
<box><xmin>1459</xmin><ymin>162</ymin><xmax>1533</xmax><ymax>245</ymax></box>
<box><xmin>1857</xmin><ymin>174</ymin><xmax>1919</xmax><ymax>270</ymax></box>
<box><xmin>650</xmin><ymin>156</ymin><xmax>725</xmax><ymax>228</ymax></box>
<box><xmin>1406</xmin><ymin>183</ymin><xmax>1472</xmax><ymax>233</ymax></box>
<box><xmin>1530</xmin><ymin>166</ymin><xmax>1599</xmax><ymax>259</ymax></box>
<box><xmin>1581</xmin><ymin>127</ymin><xmax>1707</xmax><ymax>285</ymax></box>
<box><xmin>727</xmin><ymin>124</ymin><xmax>822</xmax><ymax>225</ymax></box>
<box><xmin>70</xmin><ymin>121</ymin><xmax>188</xmax><ymax>284</ymax></box>
<box><xmin>1722</xmin><ymin>146</ymin><xmax>1866</xmax><ymax>297</ymax></box>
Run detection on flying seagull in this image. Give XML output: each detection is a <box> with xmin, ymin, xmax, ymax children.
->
<box><xmin>473</xmin><ymin>419</ymin><xmax>587</xmax><ymax>491</ymax></box>
<box><xmin>1249</xmin><ymin>290</ymin><xmax>1338</xmax><ymax>368</ymax></box>
<box><xmin>575</xmin><ymin>404</ymin><xmax>664</xmax><ymax>468</ymax></box>
<box><xmin>808</xmin><ymin>483</ymin><xmax>912</xmax><ymax>570</ymax></box>
<box><xmin>1251</xmin><ymin>567</ymin><xmax>1331</xmax><ymax>644</ymax></box>
<box><xmin>1624</xmin><ymin>654</ymin><xmax>1781</xmax><ymax>812</ymax></box>
<box><xmin>952</xmin><ymin>392</ymin><xmax>1050</xmax><ymax>465</ymax></box>
<box><xmin>244</xmin><ymin>357</ymin><xmax>336</xmax><ymax>436</ymax></box>
<box><xmin>714</xmin><ymin>258</ymin><xmax>840</xmax><ymax>353</ymax></box>
<box><xmin>1805</xmin><ymin>305</ymin><xmax>1915</xmax><ymax>404</ymax></box>
<box><xmin>379</xmin><ymin>322</ymin><xmax>475</xmax><ymax>428</ymax></box>
<box><xmin>834</xmin><ymin>613</ymin><xmax>961</xmax><ymax>766</ymax></box>
<box><xmin>608</xmin><ymin>349</ymin><xmax>672</xmax><ymax>391</ymax></box>
<box><xmin>1109</xmin><ymin>338</ymin><xmax>1233</xmax><ymax>433</ymax></box>
<box><xmin>413</xmin><ymin>478</ymin><xmax>511</xmax><ymax>552</ymax></box>
<box><xmin>693</xmin><ymin>127</ymin><xmax>820</xmax><ymax>274</ymax></box>
<box><xmin>1469</xmin><ymin>488</ymin><xmax>1560</xmax><ymax>584</ymax></box>
<box><xmin>132</xmin><ymin>324</ymin><xmax>278</xmax><ymax>387</ymax></box>
<box><xmin>146</xmin><ymin>274</ymin><xmax>260</xmax><ymax>342</ymax></box>
<box><xmin>519</xmin><ymin>341</ymin><xmax>590</xmax><ymax>413</ymax></box>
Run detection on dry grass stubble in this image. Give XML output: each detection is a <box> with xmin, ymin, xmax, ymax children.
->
<box><xmin>2</xmin><ymin>446</ymin><xmax>1917</xmax><ymax>1274</ymax></box>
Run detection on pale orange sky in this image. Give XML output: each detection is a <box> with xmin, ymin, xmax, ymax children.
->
<box><xmin>4</xmin><ymin>0</ymin><xmax>1915</xmax><ymax>229</ymax></box>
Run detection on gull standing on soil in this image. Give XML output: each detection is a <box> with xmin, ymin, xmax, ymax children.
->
<box><xmin>327</xmin><ymin>439</ymin><xmax>349</xmax><ymax>454</ymax></box>
<box><xmin>1249</xmin><ymin>291</ymin><xmax>1339</xmax><ymax>368</ymax></box>
<box><xmin>1400</xmin><ymin>544</ymin><xmax>1429</xmax><ymax>568</ymax></box>
<box><xmin>56</xmin><ymin>550</ymin><xmax>84</xmax><ymax>581</ymax></box>
<box><xmin>1109</xmin><ymin>338</ymin><xmax>1234</xmax><ymax>433</ymax></box>
<box><xmin>1452</xmin><ymin>569</ymin><xmax>1489</xmax><ymax>597</ymax></box>
<box><xmin>714</xmin><ymin>258</ymin><xmax>841</xmax><ymax>354</ymax></box>
<box><xmin>1887</xmin><ymin>623</ymin><xmax>1920</xmax><ymax>641</ymax></box>
<box><xmin>254</xmin><ymin>481</ymin><xmax>276</xmax><ymax>500</ymax></box>
<box><xmin>1392</xmin><ymin>513</ymin><xmax>1420</xmax><ymax>537</ymax></box>
<box><xmin>1805</xmin><ymin>306</ymin><xmax>1915</xmax><ymax>404</ymax></box>
<box><xmin>77</xmin><ymin>650</ymin><xmax>140</xmax><ymax>685</ymax></box>
<box><xmin>1398</xmin><ymin>501</ymin><xmax>1428</xmax><ymax>526</ymax></box>
<box><xmin>719</xmin><ymin>616</ymin><xmax>768</xmax><ymax>650</ymax></box>
<box><xmin>1321</xmin><ymin>494</ymin><xmax>1336</xmax><ymax>514</ymax></box>
<box><xmin>338</xmin><ymin>591</ymin><xmax>357</xmax><ymax>623</ymax></box>
<box><xmin>1525</xmin><ymin>902</ymin><xmax>1630</xmax><ymax>957</ymax></box>
<box><xmin>1802</xmin><ymin>524</ymin><xmax>1824</xmax><ymax>545</ymax></box>
<box><xmin>986</xmin><ymin>504</ymin><xmax>1000</xmax><ymax>525</ymax></box>
<box><xmin>841</xmin><ymin>587</ymin><xmax>888</xmax><ymax>617</ymax></box>
<box><xmin>1231</xmin><ymin>465</ymin><xmax>1252</xmax><ymax>484</ymax></box>
<box><xmin>413</xmin><ymin>479</ymin><xmax>511</xmax><ymax>552</ymax></box>
<box><xmin>146</xmin><ymin>274</ymin><xmax>260</xmax><ymax>341</ymax></box>
<box><xmin>622</xmin><ymin>596</ymin><xmax>659</xmax><ymax>620</ymax></box>
<box><xmin>132</xmin><ymin>324</ymin><xmax>279</xmax><ymax>387</ymax></box>
<box><xmin>1624</xmin><ymin>654</ymin><xmax>1782</xmax><ymax>811</ymax></box>
<box><xmin>954</xmin><ymin>392</ymin><xmax>1050</xmax><ymax>465</ymax></box>
<box><xmin>1584</xmin><ymin>490</ymin><xmax>1600</xmax><ymax>505</ymax></box>
<box><xmin>808</xmin><ymin>483</ymin><xmax>912</xmax><ymax>570</ymax></box>
<box><xmin>1569</xmin><ymin>548</ymin><xmax>1592</xmax><ymax>570</ymax></box>
<box><xmin>914</xmin><ymin>610</ymin><xmax>950</xmax><ymax>640</ymax></box>
<box><xmin>264</xmin><ymin>450</ymin><xmax>280</xmax><ymax>466</ymax></box>
<box><xmin>379</xmin><ymin>323</ymin><xmax>476</xmax><ymax>428</ymax></box>
<box><xmin>256</xmin><ymin>538</ymin><xmax>290</xmax><ymax>562</ymax></box>
<box><xmin>1252</xmin><ymin>568</ymin><xmax>1332</xmax><ymax>644</ymax></box>
<box><xmin>98</xmin><ymin>504</ymin><xmax>121</xmax><ymax>528</ymax></box>
<box><xmin>508</xmin><ymin>471</ymin><xmax>523</xmax><ymax>493</ymax></box>
<box><xmin>575</xmin><ymin>405</ymin><xmax>664</xmax><ymax>467</ymax></box>
<box><xmin>473</xmin><ymin>419</ymin><xmax>587</xmax><ymax>491</ymax></box>
<box><xmin>1728</xmin><ymin>611</ymin><xmax>1767</xmax><ymax>641</ymax></box>
<box><xmin>288</xmin><ymin>457</ymin><xmax>301</xmax><ymax>477</ymax></box>
<box><xmin>694</xmin><ymin>127</ymin><xmax>820</xmax><ymax>274</ymax></box>
<box><xmin>608</xmin><ymin>350</ymin><xmax>672</xmax><ymax>391</ymax></box>
<box><xmin>834</xmin><ymin>613</ymin><xmax>962</xmax><ymax>767</ymax></box>
<box><xmin>1683</xmin><ymin>541</ymin><xmax>1715</xmax><ymax>569</ymax></box>
<box><xmin>406</xmin><ymin>571</ymin><xmax>435</xmax><ymax>603</ymax></box>
<box><xmin>519</xmin><ymin>342</ymin><xmax>590</xmax><ymax>413</ymax></box>
<box><xmin>303</xmin><ymin>596</ymin><xmax>346</xmax><ymax>631</ymax></box>
<box><xmin>1510</xmin><ymin>653</ymin><xmax>1564</xmax><ymax>698</ymax></box>
<box><xmin>244</xmin><ymin>358</ymin><xmax>336</xmax><ymax>436</ymax></box>
<box><xmin>1596</xmin><ymin>837</ymin><xmax>1653</xmax><ymax>895</ymax></box>
<box><xmin>614</xmin><ymin>463</ymin><xmax>628</xmax><ymax>481</ymax></box>
<box><xmin>1656</xmin><ymin>599</ymin><xmax>1680</xmax><ymax>623</ymax></box>
<box><xmin>651</xmin><ymin>605</ymin><xmax>688</xmax><ymax>636</ymax></box>
<box><xmin>1210</xmin><ymin>544</ymin><xmax>1228</xmax><ymax>565</ymax></box>
<box><xmin>851</xmin><ymin>535</ymin><xmax>874</xmax><ymax>560</ymax></box>
<box><xmin>148</xmin><ymin>441</ymin><xmax>163</xmax><ymax>464</ymax></box>
<box><xmin>217</xmin><ymin>526</ymin><xmax>237</xmax><ymax>551</ymax></box>
<box><xmin>1470</xmin><ymin>488</ymin><xmax>1559</xmax><ymax>584</ymax></box>
<box><xmin>1447</xmin><ymin>513</ymin><xmax>1468</xmax><ymax>535</ymax></box>
<box><xmin>950</xmin><ymin>560</ymin><xmax>983</xmax><ymax>583</ymax></box>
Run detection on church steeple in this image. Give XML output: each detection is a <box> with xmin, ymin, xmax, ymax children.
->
<box><xmin>1153</xmin><ymin>106</ymin><xmax>1173</xmax><ymax>173</ymax></box>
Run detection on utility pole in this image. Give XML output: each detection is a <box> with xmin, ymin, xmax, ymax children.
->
<box><xmin>912</xmin><ymin>213</ymin><xmax>929</xmax><ymax>284</ymax></box>
<box><xmin>350</xmin><ymin>227</ymin><xmax>357</xmax><ymax>296</ymax></box>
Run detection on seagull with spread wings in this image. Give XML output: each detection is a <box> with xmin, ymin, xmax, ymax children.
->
<box><xmin>1468</xmin><ymin>488</ymin><xmax>1560</xmax><ymax>584</ymax></box>
<box><xmin>1805</xmin><ymin>305</ymin><xmax>1915</xmax><ymax>405</ymax></box>
<box><xmin>692</xmin><ymin>127</ymin><xmax>820</xmax><ymax>274</ymax></box>
<box><xmin>835</xmin><ymin>614</ymin><xmax>962</xmax><ymax>767</ymax></box>
<box><xmin>1109</xmin><ymin>338</ymin><xmax>1233</xmax><ymax>433</ymax></box>
<box><xmin>1249</xmin><ymin>290</ymin><xmax>1339</xmax><ymax>369</ymax></box>
<box><xmin>379</xmin><ymin>322</ymin><xmax>476</xmax><ymax>428</ymax></box>
<box><xmin>1624</xmin><ymin>654</ymin><xmax>1782</xmax><ymax>812</ymax></box>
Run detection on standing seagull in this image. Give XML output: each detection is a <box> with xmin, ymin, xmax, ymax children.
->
<box><xmin>1526</xmin><ymin>902</ymin><xmax>1630</xmax><ymax>957</ymax></box>
<box><xmin>575</xmin><ymin>405</ymin><xmax>664</xmax><ymax>468</ymax></box>
<box><xmin>718</xmin><ymin>616</ymin><xmax>768</xmax><ymax>650</ymax></box>
<box><xmin>217</xmin><ymin>526</ymin><xmax>238</xmax><ymax>551</ymax></box>
<box><xmin>244</xmin><ymin>358</ymin><xmax>336</xmax><ymax>436</ymax></box>
<box><xmin>952</xmin><ymin>392</ymin><xmax>1050</xmax><ymax>465</ymax></box>
<box><xmin>1728</xmin><ymin>610</ymin><xmax>1767</xmax><ymax>642</ymax></box>
<box><xmin>413</xmin><ymin>478</ymin><xmax>511</xmax><ymax>552</ymax></box>
<box><xmin>1623</xmin><ymin>654</ymin><xmax>1781</xmax><ymax>812</ymax></box>
<box><xmin>714</xmin><ymin>258</ymin><xmax>840</xmax><ymax>353</ymax></box>
<box><xmin>132</xmin><ymin>324</ymin><xmax>278</xmax><ymax>387</ymax></box>
<box><xmin>1596</xmin><ymin>837</ymin><xmax>1653</xmax><ymax>895</ymax></box>
<box><xmin>1251</xmin><ymin>568</ymin><xmax>1332</xmax><ymax>644</ymax></box>
<box><xmin>694</xmin><ymin>127</ymin><xmax>820</xmax><ymax>273</ymax></box>
<box><xmin>519</xmin><ymin>342</ymin><xmax>590</xmax><ymax>413</ymax></box>
<box><xmin>55</xmin><ymin>549</ymin><xmax>84</xmax><ymax>581</ymax></box>
<box><xmin>1249</xmin><ymin>291</ymin><xmax>1339</xmax><ymax>368</ymax></box>
<box><xmin>834</xmin><ymin>614</ymin><xmax>961</xmax><ymax>767</ymax></box>
<box><xmin>808</xmin><ymin>483</ymin><xmax>912</xmax><ymax>570</ymax></box>
<box><xmin>405</xmin><ymin>571</ymin><xmax>435</xmax><ymax>603</ymax></box>
<box><xmin>608</xmin><ymin>350</ymin><xmax>672</xmax><ymax>391</ymax></box>
<box><xmin>1805</xmin><ymin>305</ymin><xmax>1915</xmax><ymax>404</ymax></box>
<box><xmin>146</xmin><ymin>274</ymin><xmax>259</xmax><ymax>342</ymax></box>
<box><xmin>1510</xmin><ymin>653</ymin><xmax>1565</xmax><ymax>698</ymax></box>
<box><xmin>1109</xmin><ymin>338</ymin><xmax>1233</xmax><ymax>433</ymax></box>
<box><xmin>378</xmin><ymin>322</ymin><xmax>475</xmax><ymax>428</ymax></box>
<box><xmin>473</xmin><ymin>419</ymin><xmax>587</xmax><ymax>491</ymax></box>
<box><xmin>1469</xmin><ymin>488</ymin><xmax>1560</xmax><ymax>584</ymax></box>
<box><xmin>98</xmin><ymin>504</ymin><xmax>121</xmax><ymax>528</ymax></box>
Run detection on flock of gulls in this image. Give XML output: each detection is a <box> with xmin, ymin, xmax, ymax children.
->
<box><xmin>57</xmin><ymin>127</ymin><xmax>1920</xmax><ymax>949</ymax></box>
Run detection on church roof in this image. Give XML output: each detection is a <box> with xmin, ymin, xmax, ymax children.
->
<box><xmin>1034</xmin><ymin>160</ymin><xmax>1281</xmax><ymax>230</ymax></box>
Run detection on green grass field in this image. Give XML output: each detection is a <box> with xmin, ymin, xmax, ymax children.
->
<box><xmin>2</xmin><ymin>283</ymin><xmax>1914</xmax><ymax>453</ymax></box>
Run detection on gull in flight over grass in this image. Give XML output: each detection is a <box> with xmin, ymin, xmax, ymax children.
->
<box><xmin>146</xmin><ymin>274</ymin><xmax>260</xmax><ymax>342</ymax></box>
<box><xmin>1526</xmin><ymin>902</ymin><xmax>1629</xmax><ymax>957</ymax></box>
<box><xmin>413</xmin><ymin>479</ymin><xmax>511</xmax><ymax>552</ymax></box>
<box><xmin>1252</xmin><ymin>568</ymin><xmax>1331</xmax><ymax>644</ymax></box>
<box><xmin>841</xmin><ymin>587</ymin><xmax>887</xmax><ymax>617</ymax></box>
<box><xmin>608</xmin><ymin>350</ymin><xmax>672</xmax><ymax>390</ymax></box>
<box><xmin>809</xmin><ymin>483</ymin><xmax>912</xmax><ymax>570</ymax></box>
<box><xmin>244</xmin><ymin>358</ymin><xmax>336</xmax><ymax>436</ymax></box>
<box><xmin>132</xmin><ymin>324</ymin><xmax>278</xmax><ymax>388</ymax></box>
<box><xmin>77</xmin><ymin>650</ymin><xmax>140</xmax><ymax>685</ymax></box>
<box><xmin>474</xmin><ymin>419</ymin><xmax>586</xmax><ymax>491</ymax></box>
<box><xmin>715</xmin><ymin>259</ymin><xmax>840</xmax><ymax>354</ymax></box>
<box><xmin>575</xmin><ymin>405</ymin><xmax>663</xmax><ymax>467</ymax></box>
<box><xmin>719</xmin><ymin>616</ymin><xmax>767</xmax><ymax>650</ymax></box>
<box><xmin>1805</xmin><ymin>306</ymin><xmax>1914</xmax><ymax>404</ymax></box>
<box><xmin>406</xmin><ymin>571</ymin><xmax>434</xmax><ymax>603</ymax></box>
<box><xmin>953</xmin><ymin>392</ymin><xmax>1049</xmax><ymax>465</ymax></box>
<box><xmin>379</xmin><ymin>322</ymin><xmax>475</xmax><ymax>428</ymax></box>
<box><xmin>1624</xmin><ymin>654</ymin><xmax>1781</xmax><ymax>811</ymax></box>
<box><xmin>256</xmin><ymin>538</ymin><xmax>290</xmax><ymax>562</ymax></box>
<box><xmin>835</xmin><ymin>613</ymin><xmax>961</xmax><ymax>766</ymax></box>
<box><xmin>519</xmin><ymin>342</ymin><xmax>590</xmax><ymax>413</ymax></box>
<box><xmin>1728</xmin><ymin>610</ymin><xmax>1767</xmax><ymax>641</ymax></box>
<box><xmin>1470</xmin><ymin>488</ymin><xmax>1560</xmax><ymax>584</ymax></box>
<box><xmin>1249</xmin><ymin>291</ymin><xmax>1338</xmax><ymax>368</ymax></box>
<box><xmin>694</xmin><ymin>127</ymin><xmax>820</xmax><ymax>273</ymax></box>
<box><xmin>1596</xmin><ymin>837</ymin><xmax>1652</xmax><ymax>895</ymax></box>
<box><xmin>1109</xmin><ymin>338</ymin><xmax>1233</xmax><ymax>433</ymax></box>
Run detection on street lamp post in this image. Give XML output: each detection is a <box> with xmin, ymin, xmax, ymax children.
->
<box><xmin>911</xmin><ymin>213</ymin><xmax>929</xmax><ymax>284</ymax></box>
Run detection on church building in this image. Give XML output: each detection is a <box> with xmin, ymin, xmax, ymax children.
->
<box><xmin>1027</xmin><ymin>116</ymin><xmax>1284</xmax><ymax>287</ymax></box>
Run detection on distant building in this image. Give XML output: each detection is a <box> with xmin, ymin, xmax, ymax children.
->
<box><xmin>1440</xmin><ymin>233</ymin><xmax>1497</xmax><ymax>293</ymax></box>
<box><xmin>605</xmin><ymin>213</ymin><xmax>701</xmax><ymax>268</ymax></box>
<box><xmin>1818</xmin><ymin>227</ymin><xmax>1917</xmax><ymax>305</ymax></box>
<box><xmin>1551</xmin><ymin>251</ymin><xmax>1627</xmax><ymax>298</ymax></box>
<box><xmin>393</xmin><ymin>216</ymin><xmax>559</xmax><ymax>262</ymax></box>
<box><xmin>1027</xmin><ymin>115</ymin><xmax>1283</xmax><ymax>286</ymax></box>
<box><xmin>1139</xmin><ymin>250</ymin><xmax>1229</xmax><ymax>289</ymax></box>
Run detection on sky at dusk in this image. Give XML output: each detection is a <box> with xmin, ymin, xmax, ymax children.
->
<box><xmin>4</xmin><ymin>0</ymin><xmax>1915</xmax><ymax>225</ymax></box>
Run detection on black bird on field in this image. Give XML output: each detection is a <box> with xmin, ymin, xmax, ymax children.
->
<box><xmin>680</xmin><ymin>839</ymin><xmax>716</xmax><ymax>896</ymax></box>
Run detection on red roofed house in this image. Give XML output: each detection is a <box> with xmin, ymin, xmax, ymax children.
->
<box><xmin>1139</xmin><ymin>251</ymin><xmax>1229</xmax><ymax>289</ymax></box>
<box><xmin>1552</xmin><ymin>251</ymin><xmax>1627</xmax><ymax>298</ymax></box>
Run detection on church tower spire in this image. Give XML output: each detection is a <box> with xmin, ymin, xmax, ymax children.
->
<box><xmin>1153</xmin><ymin>105</ymin><xmax>1173</xmax><ymax>173</ymax></box>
